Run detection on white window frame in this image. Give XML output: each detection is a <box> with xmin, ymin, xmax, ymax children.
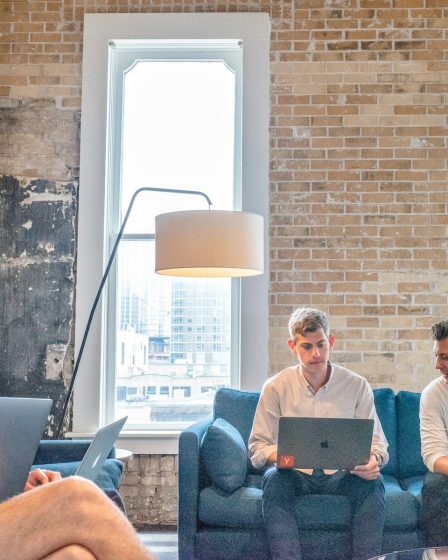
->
<box><xmin>106</xmin><ymin>40</ymin><xmax>242</xmax><ymax>431</ymax></box>
<box><xmin>73</xmin><ymin>13</ymin><xmax>270</xmax><ymax>454</ymax></box>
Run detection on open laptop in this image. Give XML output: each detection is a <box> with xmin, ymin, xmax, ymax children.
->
<box><xmin>0</xmin><ymin>397</ymin><xmax>53</xmax><ymax>502</ymax></box>
<box><xmin>75</xmin><ymin>416</ymin><xmax>127</xmax><ymax>481</ymax></box>
<box><xmin>277</xmin><ymin>417</ymin><xmax>374</xmax><ymax>470</ymax></box>
<box><xmin>0</xmin><ymin>396</ymin><xmax>127</xmax><ymax>502</ymax></box>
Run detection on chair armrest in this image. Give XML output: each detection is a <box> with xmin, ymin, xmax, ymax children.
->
<box><xmin>33</xmin><ymin>439</ymin><xmax>117</xmax><ymax>465</ymax></box>
<box><xmin>178</xmin><ymin>417</ymin><xmax>212</xmax><ymax>560</ymax></box>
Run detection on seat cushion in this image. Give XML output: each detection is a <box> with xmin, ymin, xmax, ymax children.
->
<box><xmin>201</xmin><ymin>418</ymin><xmax>248</xmax><ymax>493</ymax></box>
<box><xmin>199</xmin><ymin>486</ymin><xmax>352</xmax><ymax>531</ymax></box>
<box><xmin>400</xmin><ymin>475</ymin><xmax>424</xmax><ymax>499</ymax></box>
<box><xmin>32</xmin><ymin>458</ymin><xmax>123</xmax><ymax>490</ymax></box>
<box><xmin>383</xmin><ymin>474</ymin><xmax>420</xmax><ymax>532</ymax></box>
<box><xmin>199</xmin><ymin>474</ymin><xmax>420</xmax><ymax>533</ymax></box>
<box><xmin>199</xmin><ymin>485</ymin><xmax>264</xmax><ymax>528</ymax></box>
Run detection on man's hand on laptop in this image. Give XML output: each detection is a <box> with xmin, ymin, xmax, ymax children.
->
<box><xmin>267</xmin><ymin>450</ymin><xmax>278</xmax><ymax>465</ymax></box>
<box><xmin>24</xmin><ymin>468</ymin><xmax>62</xmax><ymax>492</ymax></box>
<box><xmin>350</xmin><ymin>450</ymin><xmax>381</xmax><ymax>480</ymax></box>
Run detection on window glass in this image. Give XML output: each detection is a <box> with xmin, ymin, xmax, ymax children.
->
<box><xmin>108</xmin><ymin>43</ymin><xmax>241</xmax><ymax>429</ymax></box>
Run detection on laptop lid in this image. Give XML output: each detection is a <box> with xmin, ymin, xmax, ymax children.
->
<box><xmin>75</xmin><ymin>416</ymin><xmax>127</xmax><ymax>482</ymax></box>
<box><xmin>277</xmin><ymin>417</ymin><xmax>374</xmax><ymax>470</ymax></box>
<box><xmin>0</xmin><ymin>397</ymin><xmax>53</xmax><ymax>502</ymax></box>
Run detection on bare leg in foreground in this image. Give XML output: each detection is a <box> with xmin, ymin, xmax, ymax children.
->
<box><xmin>0</xmin><ymin>477</ymin><xmax>156</xmax><ymax>560</ymax></box>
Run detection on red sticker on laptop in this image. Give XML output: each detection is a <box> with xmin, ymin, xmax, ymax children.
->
<box><xmin>279</xmin><ymin>455</ymin><xmax>295</xmax><ymax>468</ymax></box>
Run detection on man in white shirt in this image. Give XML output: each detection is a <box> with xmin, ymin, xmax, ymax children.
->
<box><xmin>248</xmin><ymin>307</ymin><xmax>388</xmax><ymax>560</ymax></box>
<box><xmin>420</xmin><ymin>319</ymin><xmax>448</xmax><ymax>547</ymax></box>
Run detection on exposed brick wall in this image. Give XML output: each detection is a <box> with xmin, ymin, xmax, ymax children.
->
<box><xmin>121</xmin><ymin>454</ymin><xmax>178</xmax><ymax>527</ymax></box>
<box><xmin>1</xmin><ymin>0</ymin><xmax>448</xmax><ymax>526</ymax></box>
<box><xmin>267</xmin><ymin>1</ymin><xmax>448</xmax><ymax>390</ymax></box>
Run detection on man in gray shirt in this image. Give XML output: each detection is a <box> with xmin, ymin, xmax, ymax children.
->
<box><xmin>420</xmin><ymin>319</ymin><xmax>448</xmax><ymax>546</ymax></box>
<box><xmin>248</xmin><ymin>307</ymin><xmax>388</xmax><ymax>560</ymax></box>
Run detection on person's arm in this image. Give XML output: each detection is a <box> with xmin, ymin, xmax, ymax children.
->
<box><xmin>351</xmin><ymin>381</ymin><xmax>389</xmax><ymax>479</ymax></box>
<box><xmin>420</xmin><ymin>385</ymin><xmax>448</xmax><ymax>473</ymax></box>
<box><xmin>248</xmin><ymin>383</ymin><xmax>280</xmax><ymax>469</ymax></box>
<box><xmin>24</xmin><ymin>469</ymin><xmax>62</xmax><ymax>492</ymax></box>
<box><xmin>351</xmin><ymin>450</ymin><xmax>382</xmax><ymax>480</ymax></box>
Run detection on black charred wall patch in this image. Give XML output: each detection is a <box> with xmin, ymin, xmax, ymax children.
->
<box><xmin>0</xmin><ymin>175</ymin><xmax>77</xmax><ymax>434</ymax></box>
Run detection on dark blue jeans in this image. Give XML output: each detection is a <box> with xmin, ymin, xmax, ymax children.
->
<box><xmin>421</xmin><ymin>472</ymin><xmax>448</xmax><ymax>547</ymax></box>
<box><xmin>262</xmin><ymin>467</ymin><xmax>385</xmax><ymax>560</ymax></box>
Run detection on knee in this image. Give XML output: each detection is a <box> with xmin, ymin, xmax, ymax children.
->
<box><xmin>59</xmin><ymin>476</ymin><xmax>101</xmax><ymax>497</ymax></box>
<box><xmin>348</xmin><ymin>473</ymin><xmax>385</xmax><ymax>501</ymax></box>
<box><xmin>262</xmin><ymin>467</ymin><xmax>298</xmax><ymax>500</ymax></box>
<box><xmin>56</xmin><ymin>477</ymin><xmax>109</xmax><ymax>512</ymax></box>
<box><xmin>262</xmin><ymin>466</ymin><xmax>280</xmax><ymax>484</ymax></box>
<box><xmin>57</xmin><ymin>545</ymin><xmax>96</xmax><ymax>560</ymax></box>
<box><xmin>262</xmin><ymin>467</ymin><xmax>286</xmax><ymax>490</ymax></box>
<box><xmin>423</xmin><ymin>473</ymin><xmax>447</xmax><ymax>493</ymax></box>
<box><xmin>372</xmin><ymin>474</ymin><xmax>385</xmax><ymax>503</ymax></box>
<box><xmin>423</xmin><ymin>473</ymin><xmax>448</xmax><ymax>506</ymax></box>
<box><xmin>373</xmin><ymin>473</ymin><xmax>385</xmax><ymax>492</ymax></box>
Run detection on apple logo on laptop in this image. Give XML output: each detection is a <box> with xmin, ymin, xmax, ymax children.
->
<box><xmin>92</xmin><ymin>453</ymin><xmax>102</xmax><ymax>468</ymax></box>
<box><xmin>320</xmin><ymin>440</ymin><xmax>329</xmax><ymax>448</ymax></box>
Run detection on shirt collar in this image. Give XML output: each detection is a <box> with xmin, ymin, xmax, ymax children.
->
<box><xmin>297</xmin><ymin>361</ymin><xmax>334</xmax><ymax>393</ymax></box>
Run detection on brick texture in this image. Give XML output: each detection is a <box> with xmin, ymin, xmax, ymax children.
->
<box><xmin>1</xmin><ymin>0</ymin><xmax>448</xmax><ymax>527</ymax></box>
<box><xmin>120</xmin><ymin>454</ymin><xmax>178</xmax><ymax>527</ymax></box>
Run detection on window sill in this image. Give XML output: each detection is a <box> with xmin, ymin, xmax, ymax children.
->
<box><xmin>65</xmin><ymin>431</ymin><xmax>180</xmax><ymax>455</ymax></box>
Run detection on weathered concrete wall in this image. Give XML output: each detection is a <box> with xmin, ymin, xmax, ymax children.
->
<box><xmin>0</xmin><ymin>175</ymin><xmax>76</xmax><ymax>434</ymax></box>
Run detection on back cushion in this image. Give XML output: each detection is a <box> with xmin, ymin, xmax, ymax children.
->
<box><xmin>373</xmin><ymin>388</ymin><xmax>398</xmax><ymax>477</ymax></box>
<box><xmin>396</xmin><ymin>390</ymin><xmax>427</xmax><ymax>479</ymax></box>
<box><xmin>200</xmin><ymin>418</ymin><xmax>248</xmax><ymax>492</ymax></box>
<box><xmin>213</xmin><ymin>388</ymin><xmax>261</xmax><ymax>475</ymax></box>
<box><xmin>214</xmin><ymin>387</ymin><xmax>260</xmax><ymax>446</ymax></box>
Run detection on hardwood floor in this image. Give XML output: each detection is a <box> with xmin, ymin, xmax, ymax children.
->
<box><xmin>139</xmin><ymin>530</ymin><xmax>178</xmax><ymax>560</ymax></box>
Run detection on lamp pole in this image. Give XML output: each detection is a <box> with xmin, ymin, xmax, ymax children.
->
<box><xmin>54</xmin><ymin>187</ymin><xmax>212</xmax><ymax>438</ymax></box>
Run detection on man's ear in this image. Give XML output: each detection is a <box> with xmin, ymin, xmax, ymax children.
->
<box><xmin>329</xmin><ymin>334</ymin><xmax>335</xmax><ymax>348</ymax></box>
<box><xmin>287</xmin><ymin>338</ymin><xmax>296</xmax><ymax>353</ymax></box>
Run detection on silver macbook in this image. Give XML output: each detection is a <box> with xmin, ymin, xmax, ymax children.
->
<box><xmin>277</xmin><ymin>417</ymin><xmax>374</xmax><ymax>470</ymax></box>
<box><xmin>0</xmin><ymin>397</ymin><xmax>53</xmax><ymax>502</ymax></box>
<box><xmin>75</xmin><ymin>416</ymin><xmax>127</xmax><ymax>481</ymax></box>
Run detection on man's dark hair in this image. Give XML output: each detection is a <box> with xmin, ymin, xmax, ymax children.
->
<box><xmin>430</xmin><ymin>320</ymin><xmax>448</xmax><ymax>341</ymax></box>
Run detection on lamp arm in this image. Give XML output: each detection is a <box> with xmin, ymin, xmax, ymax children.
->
<box><xmin>54</xmin><ymin>186</ymin><xmax>212</xmax><ymax>438</ymax></box>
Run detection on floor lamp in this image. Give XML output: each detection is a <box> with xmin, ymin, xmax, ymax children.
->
<box><xmin>54</xmin><ymin>186</ymin><xmax>264</xmax><ymax>438</ymax></box>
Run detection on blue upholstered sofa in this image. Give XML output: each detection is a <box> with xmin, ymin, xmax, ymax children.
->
<box><xmin>178</xmin><ymin>387</ymin><xmax>427</xmax><ymax>560</ymax></box>
<box><xmin>32</xmin><ymin>439</ymin><xmax>123</xmax><ymax>491</ymax></box>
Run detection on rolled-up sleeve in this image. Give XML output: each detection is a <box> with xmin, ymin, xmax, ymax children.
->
<box><xmin>420</xmin><ymin>386</ymin><xmax>448</xmax><ymax>472</ymax></box>
<box><xmin>248</xmin><ymin>383</ymin><xmax>280</xmax><ymax>469</ymax></box>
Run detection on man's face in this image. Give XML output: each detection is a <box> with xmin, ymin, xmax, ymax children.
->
<box><xmin>288</xmin><ymin>328</ymin><xmax>334</xmax><ymax>377</ymax></box>
<box><xmin>433</xmin><ymin>337</ymin><xmax>448</xmax><ymax>382</ymax></box>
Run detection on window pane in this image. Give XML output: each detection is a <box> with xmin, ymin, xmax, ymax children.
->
<box><xmin>115</xmin><ymin>240</ymin><xmax>231</xmax><ymax>427</ymax></box>
<box><xmin>112</xmin><ymin>55</ymin><xmax>237</xmax><ymax>428</ymax></box>
<box><xmin>121</xmin><ymin>60</ymin><xmax>235</xmax><ymax>232</ymax></box>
